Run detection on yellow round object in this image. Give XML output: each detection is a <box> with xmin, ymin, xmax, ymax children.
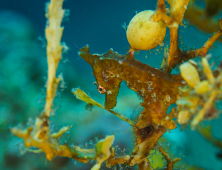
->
<box><xmin>179</xmin><ymin>62</ymin><xmax>200</xmax><ymax>88</ymax></box>
<box><xmin>126</xmin><ymin>10</ymin><xmax>166</xmax><ymax>50</ymax></box>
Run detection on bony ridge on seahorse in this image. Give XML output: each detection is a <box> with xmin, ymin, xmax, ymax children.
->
<box><xmin>78</xmin><ymin>45</ymin><xmax>184</xmax><ymax>130</ymax></box>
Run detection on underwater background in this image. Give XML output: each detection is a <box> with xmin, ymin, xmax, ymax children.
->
<box><xmin>0</xmin><ymin>0</ymin><xmax>222</xmax><ymax>169</ymax></box>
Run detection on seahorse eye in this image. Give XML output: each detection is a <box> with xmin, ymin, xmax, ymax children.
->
<box><xmin>97</xmin><ymin>85</ymin><xmax>106</xmax><ymax>94</ymax></box>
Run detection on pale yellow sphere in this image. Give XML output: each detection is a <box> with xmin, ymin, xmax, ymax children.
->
<box><xmin>126</xmin><ymin>10</ymin><xmax>166</xmax><ymax>50</ymax></box>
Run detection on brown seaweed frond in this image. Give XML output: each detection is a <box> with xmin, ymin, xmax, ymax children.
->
<box><xmin>158</xmin><ymin>146</ymin><xmax>181</xmax><ymax>170</ymax></box>
<box><xmin>185</xmin><ymin>0</ymin><xmax>222</xmax><ymax>34</ymax></box>
<box><xmin>152</xmin><ymin>0</ymin><xmax>222</xmax><ymax>73</ymax></box>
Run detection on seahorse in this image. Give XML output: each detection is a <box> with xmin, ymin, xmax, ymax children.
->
<box><xmin>78</xmin><ymin>45</ymin><xmax>183</xmax><ymax>131</ymax></box>
<box><xmin>79</xmin><ymin>45</ymin><xmax>185</xmax><ymax>163</ymax></box>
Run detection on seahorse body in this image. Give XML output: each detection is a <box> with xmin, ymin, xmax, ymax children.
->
<box><xmin>78</xmin><ymin>45</ymin><xmax>183</xmax><ymax>129</ymax></box>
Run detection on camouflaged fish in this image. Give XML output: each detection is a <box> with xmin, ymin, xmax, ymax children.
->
<box><xmin>78</xmin><ymin>45</ymin><xmax>183</xmax><ymax>129</ymax></box>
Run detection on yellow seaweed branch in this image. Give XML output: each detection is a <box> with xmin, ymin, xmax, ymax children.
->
<box><xmin>11</xmin><ymin>1</ymin><xmax>115</xmax><ymax>169</ymax></box>
<box><xmin>11</xmin><ymin>0</ymin><xmax>66</xmax><ymax>145</ymax></box>
<box><xmin>72</xmin><ymin>88</ymin><xmax>133</xmax><ymax>125</ymax></box>
<box><xmin>44</xmin><ymin>0</ymin><xmax>65</xmax><ymax>117</ymax></box>
<box><xmin>178</xmin><ymin>56</ymin><xmax>222</xmax><ymax>128</ymax></box>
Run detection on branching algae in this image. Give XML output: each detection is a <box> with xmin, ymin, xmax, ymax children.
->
<box><xmin>11</xmin><ymin>0</ymin><xmax>222</xmax><ymax>169</ymax></box>
<box><xmin>185</xmin><ymin>0</ymin><xmax>222</xmax><ymax>34</ymax></box>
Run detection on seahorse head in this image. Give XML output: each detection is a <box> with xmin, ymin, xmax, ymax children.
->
<box><xmin>78</xmin><ymin>45</ymin><xmax>122</xmax><ymax>109</ymax></box>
